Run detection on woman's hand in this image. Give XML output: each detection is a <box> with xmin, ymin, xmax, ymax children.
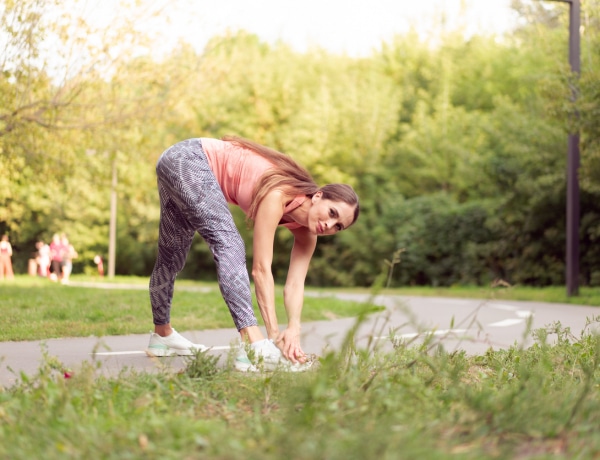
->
<box><xmin>275</xmin><ymin>327</ymin><xmax>307</xmax><ymax>364</ymax></box>
<box><xmin>277</xmin><ymin>226</ymin><xmax>316</xmax><ymax>364</ymax></box>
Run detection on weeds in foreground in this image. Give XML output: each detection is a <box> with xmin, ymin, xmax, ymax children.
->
<box><xmin>1</xmin><ymin>316</ymin><xmax>600</xmax><ymax>459</ymax></box>
<box><xmin>181</xmin><ymin>349</ymin><xmax>221</xmax><ymax>380</ymax></box>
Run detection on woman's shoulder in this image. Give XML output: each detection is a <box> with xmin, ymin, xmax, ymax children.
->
<box><xmin>267</xmin><ymin>188</ymin><xmax>303</xmax><ymax>203</ymax></box>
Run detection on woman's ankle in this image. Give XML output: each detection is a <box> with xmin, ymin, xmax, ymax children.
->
<box><xmin>155</xmin><ymin>324</ymin><xmax>173</xmax><ymax>337</ymax></box>
<box><xmin>240</xmin><ymin>325</ymin><xmax>264</xmax><ymax>344</ymax></box>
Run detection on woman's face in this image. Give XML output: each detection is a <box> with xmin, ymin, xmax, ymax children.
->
<box><xmin>307</xmin><ymin>192</ymin><xmax>356</xmax><ymax>236</ymax></box>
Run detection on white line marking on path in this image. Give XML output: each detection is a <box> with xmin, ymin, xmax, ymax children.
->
<box><xmin>94</xmin><ymin>351</ymin><xmax>147</xmax><ymax>356</ymax></box>
<box><xmin>374</xmin><ymin>329</ymin><xmax>468</xmax><ymax>340</ymax></box>
<box><xmin>489</xmin><ymin>303</ymin><xmax>520</xmax><ymax>312</ymax></box>
<box><xmin>516</xmin><ymin>310</ymin><xmax>533</xmax><ymax>318</ymax></box>
<box><xmin>490</xmin><ymin>304</ymin><xmax>533</xmax><ymax>317</ymax></box>
<box><xmin>92</xmin><ymin>345</ymin><xmax>234</xmax><ymax>356</ymax></box>
<box><xmin>93</xmin><ymin>311</ymin><xmax>533</xmax><ymax>357</ymax></box>
<box><xmin>488</xmin><ymin>318</ymin><xmax>525</xmax><ymax>327</ymax></box>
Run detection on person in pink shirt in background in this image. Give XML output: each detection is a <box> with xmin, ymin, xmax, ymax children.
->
<box><xmin>49</xmin><ymin>233</ymin><xmax>66</xmax><ymax>282</ymax></box>
<box><xmin>147</xmin><ymin>136</ymin><xmax>359</xmax><ymax>372</ymax></box>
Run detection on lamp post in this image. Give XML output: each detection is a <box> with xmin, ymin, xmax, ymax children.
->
<box><xmin>566</xmin><ymin>0</ymin><xmax>581</xmax><ymax>297</ymax></box>
<box><xmin>108</xmin><ymin>157</ymin><xmax>117</xmax><ymax>279</ymax></box>
<box><xmin>86</xmin><ymin>148</ymin><xmax>117</xmax><ymax>279</ymax></box>
<box><xmin>543</xmin><ymin>0</ymin><xmax>580</xmax><ymax>296</ymax></box>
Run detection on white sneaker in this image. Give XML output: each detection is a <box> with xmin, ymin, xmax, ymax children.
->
<box><xmin>146</xmin><ymin>329</ymin><xmax>208</xmax><ymax>357</ymax></box>
<box><xmin>234</xmin><ymin>346</ymin><xmax>258</xmax><ymax>372</ymax></box>
<box><xmin>249</xmin><ymin>339</ymin><xmax>315</xmax><ymax>372</ymax></box>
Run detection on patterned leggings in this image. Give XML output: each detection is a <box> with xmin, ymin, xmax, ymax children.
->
<box><xmin>149</xmin><ymin>138</ymin><xmax>257</xmax><ymax>331</ymax></box>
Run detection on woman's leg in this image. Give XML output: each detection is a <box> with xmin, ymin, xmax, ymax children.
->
<box><xmin>149</xmin><ymin>182</ymin><xmax>195</xmax><ymax>328</ymax></box>
<box><xmin>149</xmin><ymin>139</ymin><xmax>258</xmax><ymax>332</ymax></box>
<box><xmin>6</xmin><ymin>257</ymin><xmax>13</xmax><ymax>278</ymax></box>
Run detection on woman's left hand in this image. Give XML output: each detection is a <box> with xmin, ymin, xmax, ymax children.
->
<box><xmin>275</xmin><ymin>328</ymin><xmax>307</xmax><ymax>364</ymax></box>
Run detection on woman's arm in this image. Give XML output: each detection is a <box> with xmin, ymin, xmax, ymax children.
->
<box><xmin>251</xmin><ymin>190</ymin><xmax>286</xmax><ymax>340</ymax></box>
<box><xmin>277</xmin><ymin>226</ymin><xmax>317</xmax><ymax>362</ymax></box>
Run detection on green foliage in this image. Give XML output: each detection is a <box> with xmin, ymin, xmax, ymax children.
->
<box><xmin>182</xmin><ymin>349</ymin><xmax>220</xmax><ymax>380</ymax></box>
<box><xmin>2</xmin><ymin>0</ymin><xmax>600</xmax><ymax>288</ymax></box>
<box><xmin>356</xmin><ymin>193</ymin><xmax>495</xmax><ymax>287</ymax></box>
<box><xmin>2</xmin><ymin>314</ymin><xmax>600</xmax><ymax>458</ymax></box>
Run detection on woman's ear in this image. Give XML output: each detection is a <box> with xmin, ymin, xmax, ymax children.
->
<box><xmin>312</xmin><ymin>191</ymin><xmax>323</xmax><ymax>203</ymax></box>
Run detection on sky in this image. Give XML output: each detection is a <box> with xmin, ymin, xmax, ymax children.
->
<box><xmin>76</xmin><ymin>0</ymin><xmax>519</xmax><ymax>58</ymax></box>
<box><xmin>197</xmin><ymin>0</ymin><xmax>517</xmax><ymax>55</ymax></box>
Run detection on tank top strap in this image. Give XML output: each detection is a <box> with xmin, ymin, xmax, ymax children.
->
<box><xmin>282</xmin><ymin>195</ymin><xmax>308</xmax><ymax>214</ymax></box>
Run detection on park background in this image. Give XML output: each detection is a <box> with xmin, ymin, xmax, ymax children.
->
<box><xmin>2</xmin><ymin>0</ymin><xmax>600</xmax><ymax>289</ymax></box>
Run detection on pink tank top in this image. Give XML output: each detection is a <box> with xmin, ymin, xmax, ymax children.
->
<box><xmin>201</xmin><ymin>138</ymin><xmax>307</xmax><ymax>229</ymax></box>
<box><xmin>280</xmin><ymin>195</ymin><xmax>308</xmax><ymax>230</ymax></box>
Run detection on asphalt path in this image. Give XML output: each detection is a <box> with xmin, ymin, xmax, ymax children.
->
<box><xmin>1</xmin><ymin>286</ymin><xmax>599</xmax><ymax>388</ymax></box>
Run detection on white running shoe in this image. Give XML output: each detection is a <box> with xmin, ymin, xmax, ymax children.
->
<box><xmin>248</xmin><ymin>339</ymin><xmax>315</xmax><ymax>372</ymax></box>
<box><xmin>234</xmin><ymin>346</ymin><xmax>259</xmax><ymax>372</ymax></box>
<box><xmin>146</xmin><ymin>329</ymin><xmax>208</xmax><ymax>357</ymax></box>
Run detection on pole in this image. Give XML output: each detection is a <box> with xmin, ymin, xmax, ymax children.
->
<box><xmin>108</xmin><ymin>157</ymin><xmax>117</xmax><ymax>279</ymax></box>
<box><xmin>545</xmin><ymin>0</ymin><xmax>581</xmax><ymax>296</ymax></box>
<box><xmin>566</xmin><ymin>0</ymin><xmax>580</xmax><ymax>296</ymax></box>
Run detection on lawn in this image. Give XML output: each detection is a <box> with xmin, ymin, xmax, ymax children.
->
<box><xmin>325</xmin><ymin>284</ymin><xmax>600</xmax><ymax>307</ymax></box>
<box><xmin>0</xmin><ymin>275</ymin><xmax>376</xmax><ymax>341</ymax></box>
<box><xmin>1</xmin><ymin>275</ymin><xmax>600</xmax><ymax>459</ymax></box>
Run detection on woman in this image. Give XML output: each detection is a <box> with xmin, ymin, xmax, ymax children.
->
<box><xmin>49</xmin><ymin>233</ymin><xmax>65</xmax><ymax>282</ymax></box>
<box><xmin>35</xmin><ymin>240</ymin><xmax>51</xmax><ymax>277</ymax></box>
<box><xmin>147</xmin><ymin>137</ymin><xmax>359</xmax><ymax>372</ymax></box>
<box><xmin>0</xmin><ymin>234</ymin><xmax>14</xmax><ymax>280</ymax></box>
<box><xmin>60</xmin><ymin>234</ymin><xmax>78</xmax><ymax>285</ymax></box>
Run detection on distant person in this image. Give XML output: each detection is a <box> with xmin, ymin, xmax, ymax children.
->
<box><xmin>60</xmin><ymin>234</ymin><xmax>78</xmax><ymax>285</ymax></box>
<box><xmin>49</xmin><ymin>233</ymin><xmax>65</xmax><ymax>281</ymax></box>
<box><xmin>35</xmin><ymin>240</ymin><xmax>51</xmax><ymax>277</ymax></box>
<box><xmin>28</xmin><ymin>246</ymin><xmax>38</xmax><ymax>276</ymax></box>
<box><xmin>0</xmin><ymin>234</ymin><xmax>14</xmax><ymax>280</ymax></box>
<box><xmin>93</xmin><ymin>255</ymin><xmax>104</xmax><ymax>277</ymax></box>
<box><xmin>147</xmin><ymin>137</ymin><xmax>359</xmax><ymax>372</ymax></box>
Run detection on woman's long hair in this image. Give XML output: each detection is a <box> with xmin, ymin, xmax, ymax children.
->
<box><xmin>222</xmin><ymin>136</ymin><xmax>359</xmax><ymax>226</ymax></box>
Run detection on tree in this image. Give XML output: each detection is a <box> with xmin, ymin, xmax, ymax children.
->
<box><xmin>0</xmin><ymin>0</ymin><xmax>194</xmax><ymax>267</ymax></box>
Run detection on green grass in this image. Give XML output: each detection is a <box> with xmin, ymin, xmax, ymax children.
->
<box><xmin>2</xmin><ymin>275</ymin><xmax>599</xmax><ymax>341</ymax></box>
<box><xmin>0</xmin><ymin>275</ymin><xmax>376</xmax><ymax>341</ymax></box>
<box><xmin>3</xmin><ymin>275</ymin><xmax>600</xmax><ymax>458</ymax></box>
<box><xmin>1</xmin><ymin>317</ymin><xmax>600</xmax><ymax>459</ymax></box>
<box><xmin>322</xmin><ymin>284</ymin><xmax>600</xmax><ymax>307</ymax></box>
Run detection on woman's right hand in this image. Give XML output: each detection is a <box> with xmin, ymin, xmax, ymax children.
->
<box><xmin>276</xmin><ymin>327</ymin><xmax>307</xmax><ymax>364</ymax></box>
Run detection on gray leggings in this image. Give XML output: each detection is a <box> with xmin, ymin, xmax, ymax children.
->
<box><xmin>149</xmin><ymin>138</ymin><xmax>257</xmax><ymax>331</ymax></box>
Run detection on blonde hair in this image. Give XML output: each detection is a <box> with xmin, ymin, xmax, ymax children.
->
<box><xmin>222</xmin><ymin>136</ymin><xmax>360</xmax><ymax>226</ymax></box>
